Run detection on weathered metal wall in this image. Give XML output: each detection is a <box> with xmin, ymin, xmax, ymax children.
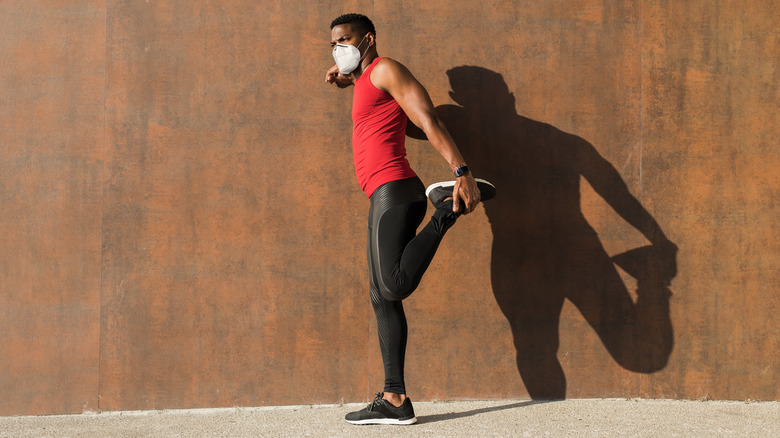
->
<box><xmin>1</xmin><ymin>1</ymin><xmax>105</xmax><ymax>415</ymax></box>
<box><xmin>1</xmin><ymin>0</ymin><xmax>777</xmax><ymax>415</ymax></box>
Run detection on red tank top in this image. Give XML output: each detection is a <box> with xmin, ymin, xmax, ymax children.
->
<box><xmin>352</xmin><ymin>57</ymin><xmax>417</xmax><ymax>197</ymax></box>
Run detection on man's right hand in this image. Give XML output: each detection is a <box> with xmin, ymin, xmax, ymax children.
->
<box><xmin>325</xmin><ymin>64</ymin><xmax>353</xmax><ymax>88</ymax></box>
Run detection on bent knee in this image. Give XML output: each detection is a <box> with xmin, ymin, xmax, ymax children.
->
<box><xmin>379</xmin><ymin>287</ymin><xmax>411</xmax><ymax>302</ymax></box>
<box><xmin>378</xmin><ymin>281</ymin><xmax>418</xmax><ymax>301</ymax></box>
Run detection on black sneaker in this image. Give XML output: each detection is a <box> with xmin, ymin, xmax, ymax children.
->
<box><xmin>345</xmin><ymin>393</ymin><xmax>417</xmax><ymax>425</ymax></box>
<box><xmin>425</xmin><ymin>178</ymin><xmax>496</xmax><ymax>209</ymax></box>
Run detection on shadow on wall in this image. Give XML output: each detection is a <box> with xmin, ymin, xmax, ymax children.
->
<box><xmin>409</xmin><ymin>66</ymin><xmax>679</xmax><ymax>399</ymax></box>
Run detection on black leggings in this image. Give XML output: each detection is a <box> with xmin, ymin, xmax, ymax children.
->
<box><xmin>367</xmin><ymin>176</ymin><xmax>458</xmax><ymax>394</ymax></box>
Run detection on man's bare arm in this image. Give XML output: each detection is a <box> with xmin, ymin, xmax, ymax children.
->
<box><xmin>371</xmin><ymin>58</ymin><xmax>480</xmax><ymax>214</ymax></box>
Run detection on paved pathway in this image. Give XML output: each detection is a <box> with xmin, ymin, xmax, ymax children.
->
<box><xmin>2</xmin><ymin>399</ymin><xmax>778</xmax><ymax>437</ymax></box>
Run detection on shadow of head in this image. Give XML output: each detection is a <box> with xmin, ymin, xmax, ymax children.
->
<box><xmin>446</xmin><ymin>66</ymin><xmax>516</xmax><ymax>116</ymax></box>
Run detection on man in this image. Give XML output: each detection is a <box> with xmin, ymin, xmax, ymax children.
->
<box><xmin>325</xmin><ymin>13</ymin><xmax>495</xmax><ymax>425</ymax></box>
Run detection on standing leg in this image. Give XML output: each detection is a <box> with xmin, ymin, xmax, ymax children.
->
<box><xmin>346</xmin><ymin>177</ymin><xmax>456</xmax><ymax>425</ymax></box>
<box><xmin>368</xmin><ymin>178</ymin><xmax>454</xmax><ymax>399</ymax></box>
<box><xmin>365</xmin><ymin>178</ymin><xmax>429</xmax><ymax>397</ymax></box>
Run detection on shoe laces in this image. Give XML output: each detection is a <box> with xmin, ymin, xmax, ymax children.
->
<box><xmin>367</xmin><ymin>392</ymin><xmax>384</xmax><ymax>412</ymax></box>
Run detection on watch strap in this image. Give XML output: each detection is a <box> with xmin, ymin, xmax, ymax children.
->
<box><xmin>453</xmin><ymin>164</ymin><xmax>470</xmax><ymax>177</ymax></box>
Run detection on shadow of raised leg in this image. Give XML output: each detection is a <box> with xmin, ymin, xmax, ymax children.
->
<box><xmin>567</xmin><ymin>243</ymin><xmax>674</xmax><ymax>372</ymax></box>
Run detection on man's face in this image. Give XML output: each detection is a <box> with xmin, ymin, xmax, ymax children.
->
<box><xmin>330</xmin><ymin>24</ymin><xmax>365</xmax><ymax>50</ymax></box>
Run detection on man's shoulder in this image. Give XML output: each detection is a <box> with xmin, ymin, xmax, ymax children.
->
<box><xmin>372</xmin><ymin>57</ymin><xmax>407</xmax><ymax>74</ymax></box>
<box><xmin>370</xmin><ymin>57</ymin><xmax>413</xmax><ymax>90</ymax></box>
<box><xmin>374</xmin><ymin>56</ymin><xmax>401</xmax><ymax>66</ymax></box>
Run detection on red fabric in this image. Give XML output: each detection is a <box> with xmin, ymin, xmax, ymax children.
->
<box><xmin>352</xmin><ymin>57</ymin><xmax>417</xmax><ymax>197</ymax></box>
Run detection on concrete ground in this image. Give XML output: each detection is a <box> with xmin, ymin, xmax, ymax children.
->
<box><xmin>2</xmin><ymin>399</ymin><xmax>778</xmax><ymax>437</ymax></box>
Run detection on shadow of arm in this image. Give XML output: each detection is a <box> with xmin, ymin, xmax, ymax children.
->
<box><xmin>576</xmin><ymin>137</ymin><xmax>673</xmax><ymax>248</ymax></box>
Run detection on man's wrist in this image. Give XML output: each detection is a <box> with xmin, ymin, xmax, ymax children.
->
<box><xmin>453</xmin><ymin>164</ymin><xmax>470</xmax><ymax>177</ymax></box>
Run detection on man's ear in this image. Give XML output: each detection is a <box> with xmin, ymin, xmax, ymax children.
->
<box><xmin>367</xmin><ymin>32</ymin><xmax>376</xmax><ymax>47</ymax></box>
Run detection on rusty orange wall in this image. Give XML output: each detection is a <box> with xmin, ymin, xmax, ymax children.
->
<box><xmin>0</xmin><ymin>0</ymin><xmax>777</xmax><ymax>415</ymax></box>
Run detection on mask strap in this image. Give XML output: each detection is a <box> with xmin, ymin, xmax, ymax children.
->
<box><xmin>356</xmin><ymin>34</ymin><xmax>368</xmax><ymax>51</ymax></box>
<box><xmin>356</xmin><ymin>34</ymin><xmax>370</xmax><ymax>62</ymax></box>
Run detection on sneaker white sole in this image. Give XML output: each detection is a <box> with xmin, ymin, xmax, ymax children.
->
<box><xmin>425</xmin><ymin>178</ymin><xmax>494</xmax><ymax>198</ymax></box>
<box><xmin>346</xmin><ymin>416</ymin><xmax>418</xmax><ymax>425</ymax></box>
<box><xmin>425</xmin><ymin>181</ymin><xmax>455</xmax><ymax>198</ymax></box>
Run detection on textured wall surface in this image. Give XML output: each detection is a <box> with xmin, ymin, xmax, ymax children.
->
<box><xmin>0</xmin><ymin>1</ymin><xmax>105</xmax><ymax>415</ymax></box>
<box><xmin>0</xmin><ymin>0</ymin><xmax>777</xmax><ymax>415</ymax></box>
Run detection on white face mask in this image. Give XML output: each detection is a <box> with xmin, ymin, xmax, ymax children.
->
<box><xmin>332</xmin><ymin>34</ymin><xmax>368</xmax><ymax>74</ymax></box>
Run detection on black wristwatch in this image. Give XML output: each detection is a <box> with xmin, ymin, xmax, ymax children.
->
<box><xmin>453</xmin><ymin>164</ymin><xmax>470</xmax><ymax>177</ymax></box>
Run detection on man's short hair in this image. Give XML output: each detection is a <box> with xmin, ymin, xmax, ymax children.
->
<box><xmin>330</xmin><ymin>13</ymin><xmax>376</xmax><ymax>36</ymax></box>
